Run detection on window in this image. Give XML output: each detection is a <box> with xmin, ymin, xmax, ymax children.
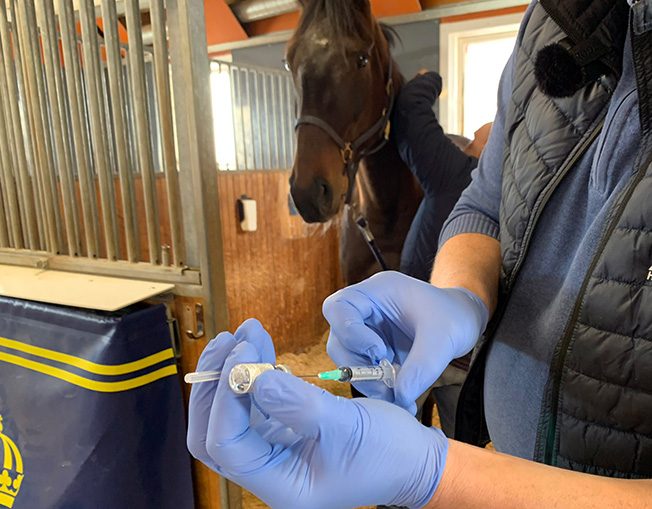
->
<box><xmin>439</xmin><ymin>13</ymin><xmax>523</xmax><ymax>139</ymax></box>
<box><xmin>210</xmin><ymin>61</ymin><xmax>238</xmax><ymax>170</ymax></box>
<box><xmin>210</xmin><ymin>60</ymin><xmax>295</xmax><ymax>171</ymax></box>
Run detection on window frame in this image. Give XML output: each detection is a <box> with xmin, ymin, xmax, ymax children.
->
<box><xmin>439</xmin><ymin>13</ymin><xmax>523</xmax><ymax>136</ymax></box>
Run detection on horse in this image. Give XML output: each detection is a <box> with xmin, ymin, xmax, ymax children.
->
<box><xmin>286</xmin><ymin>0</ymin><xmax>422</xmax><ymax>285</ymax></box>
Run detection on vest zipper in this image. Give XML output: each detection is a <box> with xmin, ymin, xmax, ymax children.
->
<box><xmin>505</xmin><ymin>120</ymin><xmax>605</xmax><ymax>291</ymax></box>
<box><xmin>543</xmin><ymin>143</ymin><xmax>652</xmax><ymax>465</ymax></box>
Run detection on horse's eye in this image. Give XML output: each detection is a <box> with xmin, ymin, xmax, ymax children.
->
<box><xmin>283</xmin><ymin>59</ymin><xmax>291</xmax><ymax>72</ymax></box>
<box><xmin>357</xmin><ymin>54</ymin><xmax>369</xmax><ymax>69</ymax></box>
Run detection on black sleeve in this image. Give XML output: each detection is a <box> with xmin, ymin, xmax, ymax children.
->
<box><xmin>392</xmin><ymin>72</ymin><xmax>477</xmax><ymax>198</ymax></box>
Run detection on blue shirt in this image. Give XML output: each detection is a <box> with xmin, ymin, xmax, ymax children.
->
<box><xmin>439</xmin><ymin>4</ymin><xmax>641</xmax><ymax>459</ymax></box>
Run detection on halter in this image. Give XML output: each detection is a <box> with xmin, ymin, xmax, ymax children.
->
<box><xmin>295</xmin><ymin>57</ymin><xmax>395</xmax><ymax>205</ymax></box>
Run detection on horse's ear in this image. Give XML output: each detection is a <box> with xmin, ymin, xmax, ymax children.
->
<box><xmin>350</xmin><ymin>0</ymin><xmax>372</xmax><ymax>15</ymax></box>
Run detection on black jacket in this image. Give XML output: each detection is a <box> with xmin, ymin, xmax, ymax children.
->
<box><xmin>393</xmin><ymin>72</ymin><xmax>477</xmax><ymax>281</ymax></box>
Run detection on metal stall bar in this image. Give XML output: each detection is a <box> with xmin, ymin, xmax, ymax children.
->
<box><xmin>37</xmin><ymin>0</ymin><xmax>80</xmax><ymax>256</ymax></box>
<box><xmin>252</xmin><ymin>69</ymin><xmax>264</xmax><ymax>169</ymax></box>
<box><xmin>78</xmin><ymin>0</ymin><xmax>119</xmax><ymax>260</ymax></box>
<box><xmin>25</xmin><ymin>0</ymin><xmax>65</xmax><ymax>251</ymax></box>
<box><xmin>167</xmin><ymin>0</ymin><xmax>229</xmax><ymax>357</ymax></box>
<box><xmin>277</xmin><ymin>74</ymin><xmax>288</xmax><ymax>168</ymax></box>
<box><xmin>0</xmin><ymin>87</ymin><xmax>13</xmax><ymax>247</ymax></box>
<box><xmin>149</xmin><ymin>0</ymin><xmax>185</xmax><ymax>266</ymax></box>
<box><xmin>9</xmin><ymin>0</ymin><xmax>44</xmax><ymax>250</ymax></box>
<box><xmin>261</xmin><ymin>74</ymin><xmax>272</xmax><ymax>170</ymax></box>
<box><xmin>236</xmin><ymin>67</ymin><xmax>250</xmax><ymax>170</ymax></box>
<box><xmin>15</xmin><ymin>0</ymin><xmax>59</xmax><ymax>253</ymax></box>
<box><xmin>0</xmin><ymin>0</ymin><xmax>37</xmax><ymax>250</ymax></box>
<box><xmin>48</xmin><ymin>0</ymin><xmax>81</xmax><ymax>253</ymax></box>
<box><xmin>0</xmin><ymin>168</ymin><xmax>8</xmax><ymax>247</ymax></box>
<box><xmin>269</xmin><ymin>74</ymin><xmax>280</xmax><ymax>169</ymax></box>
<box><xmin>13</xmin><ymin>0</ymin><xmax>47</xmax><ymax>251</ymax></box>
<box><xmin>244</xmin><ymin>69</ymin><xmax>256</xmax><ymax>168</ymax></box>
<box><xmin>167</xmin><ymin>0</ymin><xmax>232</xmax><ymax>500</ymax></box>
<box><xmin>125</xmin><ymin>0</ymin><xmax>161</xmax><ymax>264</ymax></box>
<box><xmin>286</xmin><ymin>78</ymin><xmax>296</xmax><ymax>166</ymax></box>
<box><xmin>244</xmin><ymin>69</ymin><xmax>258</xmax><ymax>169</ymax></box>
<box><xmin>58</xmin><ymin>0</ymin><xmax>99</xmax><ymax>258</ymax></box>
<box><xmin>0</xmin><ymin>76</ymin><xmax>21</xmax><ymax>248</ymax></box>
<box><xmin>100</xmin><ymin>0</ymin><xmax>138</xmax><ymax>263</ymax></box>
<box><xmin>229</xmin><ymin>65</ymin><xmax>243</xmax><ymax>170</ymax></box>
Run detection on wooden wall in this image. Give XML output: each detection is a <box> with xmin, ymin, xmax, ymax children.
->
<box><xmin>64</xmin><ymin>170</ymin><xmax>340</xmax><ymax>351</ymax></box>
<box><xmin>217</xmin><ymin>170</ymin><xmax>341</xmax><ymax>354</ymax></box>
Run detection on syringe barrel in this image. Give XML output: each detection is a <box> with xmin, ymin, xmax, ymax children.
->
<box><xmin>347</xmin><ymin>365</ymin><xmax>386</xmax><ymax>382</ymax></box>
<box><xmin>343</xmin><ymin>359</ymin><xmax>397</xmax><ymax>387</ymax></box>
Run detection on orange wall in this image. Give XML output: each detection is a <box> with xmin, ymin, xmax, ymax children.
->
<box><xmin>246</xmin><ymin>11</ymin><xmax>300</xmax><ymax>37</ymax></box>
<box><xmin>371</xmin><ymin>0</ymin><xmax>421</xmax><ymax>17</ymax></box>
<box><xmin>204</xmin><ymin>0</ymin><xmax>248</xmax><ymax>46</ymax></box>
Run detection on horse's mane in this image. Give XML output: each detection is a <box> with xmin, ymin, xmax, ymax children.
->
<box><xmin>297</xmin><ymin>0</ymin><xmax>367</xmax><ymax>39</ymax></box>
<box><xmin>297</xmin><ymin>0</ymin><xmax>400</xmax><ymax>48</ymax></box>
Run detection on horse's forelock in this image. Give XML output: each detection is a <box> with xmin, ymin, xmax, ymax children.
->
<box><xmin>297</xmin><ymin>0</ymin><xmax>374</xmax><ymax>44</ymax></box>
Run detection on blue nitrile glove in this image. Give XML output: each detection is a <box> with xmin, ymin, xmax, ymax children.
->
<box><xmin>323</xmin><ymin>271</ymin><xmax>488</xmax><ymax>415</ymax></box>
<box><xmin>187</xmin><ymin>318</ymin><xmax>449</xmax><ymax>509</ymax></box>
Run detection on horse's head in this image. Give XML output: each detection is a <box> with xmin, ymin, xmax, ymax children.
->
<box><xmin>287</xmin><ymin>0</ymin><xmax>396</xmax><ymax>223</ymax></box>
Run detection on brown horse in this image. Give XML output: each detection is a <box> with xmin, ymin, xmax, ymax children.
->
<box><xmin>286</xmin><ymin>0</ymin><xmax>422</xmax><ymax>285</ymax></box>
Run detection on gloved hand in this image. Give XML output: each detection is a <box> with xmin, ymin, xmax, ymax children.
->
<box><xmin>323</xmin><ymin>271</ymin><xmax>488</xmax><ymax>415</ymax></box>
<box><xmin>187</xmin><ymin>318</ymin><xmax>449</xmax><ymax>509</ymax></box>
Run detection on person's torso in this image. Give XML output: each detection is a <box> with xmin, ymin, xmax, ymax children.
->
<box><xmin>481</xmin><ymin>0</ymin><xmax>652</xmax><ymax>477</ymax></box>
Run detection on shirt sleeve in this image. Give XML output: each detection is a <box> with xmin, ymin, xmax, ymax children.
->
<box><xmin>392</xmin><ymin>72</ymin><xmax>477</xmax><ymax>198</ymax></box>
<box><xmin>438</xmin><ymin>0</ymin><xmax>539</xmax><ymax>249</ymax></box>
<box><xmin>437</xmin><ymin>44</ymin><xmax>517</xmax><ymax>248</ymax></box>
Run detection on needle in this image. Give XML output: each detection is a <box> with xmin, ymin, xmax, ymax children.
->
<box><xmin>184</xmin><ymin>370</ymin><xmax>321</xmax><ymax>384</ymax></box>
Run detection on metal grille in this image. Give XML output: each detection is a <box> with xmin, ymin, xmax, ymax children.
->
<box><xmin>211</xmin><ymin>60</ymin><xmax>296</xmax><ymax>171</ymax></box>
<box><xmin>0</xmin><ymin>0</ymin><xmax>183</xmax><ymax>266</ymax></box>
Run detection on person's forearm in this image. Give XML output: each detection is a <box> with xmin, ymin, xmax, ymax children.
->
<box><xmin>431</xmin><ymin>233</ymin><xmax>501</xmax><ymax>315</ymax></box>
<box><xmin>427</xmin><ymin>440</ymin><xmax>652</xmax><ymax>509</ymax></box>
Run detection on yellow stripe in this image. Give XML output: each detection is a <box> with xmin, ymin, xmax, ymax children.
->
<box><xmin>7</xmin><ymin>440</ymin><xmax>22</xmax><ymax>473</ymax></box>
<box><xmin>0</xmin><ymin>336</ymin><xmax>174</xmax><ymax>376</ymax></box>
<box><xmin>1</xmin><ymin>437</ymin><xmax>11</xmax><ymax>471</ymax></box>
<box><xmin>0</xmin><ymin>351</ymin><xmax>177</xmax><ymax>393</ymax></box>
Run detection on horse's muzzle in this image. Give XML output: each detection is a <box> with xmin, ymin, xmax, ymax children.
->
<box><xmin>290</xmin><ymin>177</ymin><xmax>335</xmax><ymax>223</ymax></box>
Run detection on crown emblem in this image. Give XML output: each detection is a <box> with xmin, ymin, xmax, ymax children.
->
<box><xmin>0</xmin><ymin>416</ymin><xmax>24</xmax><ymax>509</ymax></box>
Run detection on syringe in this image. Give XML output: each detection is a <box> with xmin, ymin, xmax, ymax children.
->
<box><xmin>318</xmin><ymin>358</ymin><xmax>397</xmax><ymax>388</ymax></box>
<box><xmin>184</xmin><ymin>364</ymin><xmax>295</xmax><ymax>394</ymax></box>
<box><xmin>184</xmin><ymin>359</ymin><xmax>397</xmax><ymax>393</ymax></box>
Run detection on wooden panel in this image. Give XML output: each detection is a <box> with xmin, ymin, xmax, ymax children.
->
<box><xmin>0</xmin><ymin>264</ymin><xmax>173</xmax><ymax>311</ymax></box>
<box><xmin>217</xmin><ymin>170</ymin><xmax>341</xmax><ymax>354</ymax></box>
<box><xmin>440</xmin><ymin>4</ymin><xmax>527</xmax><ymax>23</ymax></box>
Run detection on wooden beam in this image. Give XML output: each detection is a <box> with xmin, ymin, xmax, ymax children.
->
<box><xmin>441</xmin><ymin>4</ymin><xmax>526</xmax><ymax>23</ymax></box>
